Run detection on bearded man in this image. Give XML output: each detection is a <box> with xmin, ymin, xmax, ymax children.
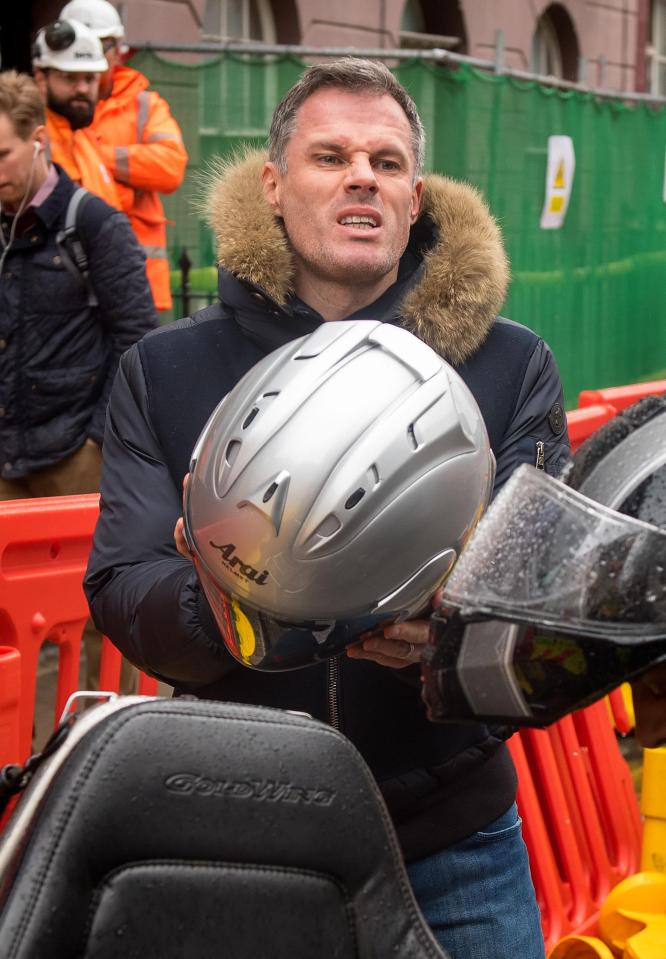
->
<box><xmin>32</xmin><ymin>18</ymin><xmax>118</xmax><ymax>208</ymax></box>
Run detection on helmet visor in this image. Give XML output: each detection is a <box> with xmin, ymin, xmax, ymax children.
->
<box><xmin>196</xmin><ymin>561</ymin><xmax>398</xmax><ymax>671</ymax></box>
<box><xmin>442</xmin><ymin>465</ymin><xmax>666</xmax><ymax>642</ymax></box>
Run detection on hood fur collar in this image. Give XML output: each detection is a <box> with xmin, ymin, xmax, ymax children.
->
<box><xmin>204</xmin><ymin>149</ymin><xmax>509</xmax><ymax>364</ymax></box>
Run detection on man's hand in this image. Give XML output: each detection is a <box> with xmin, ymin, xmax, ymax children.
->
<box><xmin>346</xmin><ymin>588</ymin><xmax>444</xmax><ymax>669</ymax></box>
<box><xmin>632</xmin><ymin>664</ymin><xmax>666</xmax><ymax>748</ymax></box>
<box><xmin>346</xmin><ymin>619</ymin><xmax>430</xmax><ymax>669</ymax></box>
<box><xmin>174</xmin><ymin>473</ymin><xmax>193</xmax><ymax>561</ymax></box>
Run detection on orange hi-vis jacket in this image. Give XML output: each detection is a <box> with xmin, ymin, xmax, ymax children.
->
<box><xmin>45</xmin><ymin>109</ymin><xmax>120</xmax><ymax>210</ymax></box>
<box><xmin>92</xmin><ymin>66</ymin><xmax>188</xmax><ymax>310</ymax></box>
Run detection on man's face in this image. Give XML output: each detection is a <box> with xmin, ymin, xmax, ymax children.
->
<box><xmin>99</xmin><ymin>37</ymin><xmax>123</xmax><ymax>98</ymax></box>
<box><xmin>42</xmin><ymin>69</ymin><xmax>99</xmax><ymax>129</ymax></box>
<box><xmin>0</xmin><ymin>114</ymin><xmax>45</xmax><ymax>208</ymax></box>
<box><xmin>263</xmin><ymin>88</ymin><xmax>422</xmax><ymax>291</ymax></box>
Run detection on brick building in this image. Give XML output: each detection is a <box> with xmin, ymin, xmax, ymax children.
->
<box><xmin>3</xmin><ymin>2</ymin><xmax>665</xmax><ymax>95</ymax></box>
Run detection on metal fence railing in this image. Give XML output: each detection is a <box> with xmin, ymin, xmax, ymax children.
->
<box><xmin>136</xmin><ymin>42</ymin><xmax>666</xmax><ymax>403</ymax></box>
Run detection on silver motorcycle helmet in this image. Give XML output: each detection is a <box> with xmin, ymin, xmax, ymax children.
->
<box><xmin>184</xmin><ymin>320</ymin><xmax>495</xmax><ymax>670</ymax></box>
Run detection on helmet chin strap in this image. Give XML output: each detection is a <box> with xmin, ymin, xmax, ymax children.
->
<box><xmin>0</xmin><ymin>145</ymin><xmax>42</xmax><ymax>278</ymax></box>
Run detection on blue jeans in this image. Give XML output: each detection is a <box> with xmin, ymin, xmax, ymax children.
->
<box><xmin>406</xmin><ymin>803</ymin><xmax>545</xmax><ymax>959</ymax></box>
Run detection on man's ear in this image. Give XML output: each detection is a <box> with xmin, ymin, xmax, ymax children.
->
<box><xmin>261</xmin><ymin>161</ymin><xmax>283</xmax><ymax>217</ymax></box>
<box><xmin>33</xmin><ymin>124</ymin><xmax>47</xmax><ymax>154</ymax></box>
<box><xmin>410</xmin><ymin>178</ymin><xmax>423</xmax><ymax>224</ymax></box>
<box><xmin>33</xmin><ymin>69</ymin><xmax>47</xmax><ymax>99</ymax></box>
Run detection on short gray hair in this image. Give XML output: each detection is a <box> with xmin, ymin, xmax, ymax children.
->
<box><xmin>268</xmin><ymin>58</ymin><xmax>425</xmax><ymax>179</ymax></box>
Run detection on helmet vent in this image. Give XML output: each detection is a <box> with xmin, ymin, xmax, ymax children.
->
<box><xmin>225</xmin><ymin>439</ymin><xmax>241</xmax><ymax>466</ymax></box>
<box><xmin>310</xmin><ymin>513</ymin><xmax>342</xmax><ymax>540</ymax></box>
<box><xmin>242</xmin><ymin>407</ymin><xmax>259</xmax><ymax>429</ymax></box>
<box><xmin>407</xmin><ymin>424</ymin><xmax>418</xmax><ymax>450</ymax></box>
<box><xmin>345</xmin><ymin>488</ymin><xmax>366</xmax><ymax>510</ymax></box>
<box><xmin>263</xmin><ymin>482</ymin><xmax>278</xmax><ymax>503</ymax></box>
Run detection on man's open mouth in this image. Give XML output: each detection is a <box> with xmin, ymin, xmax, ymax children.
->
<box><xmin>339</xmin><ymin>215</ymin><xmax>379</xmax><ymax>230</ymax></box>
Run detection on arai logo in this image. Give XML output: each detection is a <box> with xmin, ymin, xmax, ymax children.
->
<box><xmin>210</xmin><ymin>541</ymin><xmax>269</xmax><ymax>585</ymax></box>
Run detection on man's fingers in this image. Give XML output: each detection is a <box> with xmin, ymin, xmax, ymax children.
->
<box><xmin>382</xmin><ymin>620</ymin><xmax>429</xmax><ymax>645</ymax></box>
<box><xmin>174</xmin><ymin>517</ymin><xmax>193</xmax><ymax>561</ymax></box>
<box><xmin>347</xmin><ymin>618</ymin><xmax>431</xmax><ymax>668</ymax></box>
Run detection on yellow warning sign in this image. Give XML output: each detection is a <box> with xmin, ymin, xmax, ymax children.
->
<box><xmin>540</xmin><ymin>136</ymin><xmax>575</xmax><ymax>230</ymax></box>
<box><xmin>553</xmin><ymin>159</ymin><xmax>565</xmax><ymax>190</ymax></box>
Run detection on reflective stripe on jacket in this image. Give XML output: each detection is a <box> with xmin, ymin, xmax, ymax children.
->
<box><xmin>92</xmin><ymin>66</ymin><xmax>188</xmax><ymax>310</ymax></box>
<box><xmin>45</xmin><ymin>110</ymin><xmax>120</xmax><ymax>210</ymax></box>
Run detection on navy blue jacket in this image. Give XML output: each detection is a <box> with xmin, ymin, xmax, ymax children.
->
<box><xmin>0</xmin><ymin>166</ymin><xmax>157</xmax><ymax>478</ymax></box>
<box><xmin>86</xmin><ymin>162</ymin><xmax>570</xmax><ymax>861</ymax></box>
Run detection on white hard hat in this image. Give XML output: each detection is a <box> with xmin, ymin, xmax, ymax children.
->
<box><xmin>60</xmin><ymin>0</ymin><xmax>125</xmax><ymax>40</ymax></box>
<box><xmin>185</xmin><ymin>320</ymin><xmax>495</xmax><ymax>671</ymax></box>
<box><xmin>33</xmin><ymin>19</ymin><xmax>108</xmax><ymax>72</ymax></box>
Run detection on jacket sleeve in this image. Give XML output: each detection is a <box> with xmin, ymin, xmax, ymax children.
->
<box><xmin>86</xmin><ymin>210</ymin><xmax>158</xmax><ymax>445</ymax></box>
<box><xmin>493</xmin><ymin>337</ymin><xmax>571</xmax><ymax>494</ymax></box>
<box><xmin>98</xmin><ymin>92</ymin><xmax>188</xmax><ymax>196</ymax></box>
<box><xmin>84</xmin><ymin>344</ymin><xmax>237</xmax><ymax>686</ymax></box>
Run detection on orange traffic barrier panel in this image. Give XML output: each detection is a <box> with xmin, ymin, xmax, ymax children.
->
<box><xmin>510</xmin><ymin>701</ymin><xmax>642</xmax><ymax>953</ymax></box>
<box><xmin>578</xmin><ymin>381</ymin><xmax>666</xmax><ymax>412</ymax></box>
<box><xmin>0</xmin><ymin>495</ymin><xmax>157</xmax><ymax>760</ymax></box>
<box><xmin>606</xmin><ymin>685</ymin><xmax>634</xmax><ymax>736</ymax></box>
<box><xmin>0</xmin><ymin>495</ymin><xmax>98</xmax><ymax>758</ymax></box>
<box><xmin>566</xmin><ymin>404</ymin><xmax>618</xmax><ymax>452</ymax></box>
<box><xmin>0</xmin><ymin>646</ymin><xmax>20</xmax><ymax>769</ymax></box>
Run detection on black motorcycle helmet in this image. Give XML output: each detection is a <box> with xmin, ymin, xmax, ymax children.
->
<box><xmin>422</xmin><ymin>394</ymin><xmax>666</xmax><ymax>725</ymax></box>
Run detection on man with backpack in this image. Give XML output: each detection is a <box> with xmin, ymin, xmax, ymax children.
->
<box><xmin>0</xmin><ymin>70</ymin><xmax>156</xmax><ymax>678</ymax></box>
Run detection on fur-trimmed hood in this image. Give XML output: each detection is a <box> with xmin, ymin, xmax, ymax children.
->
<box><xmin>203</xmin><ymin>149</ymin><xmax>509</xmax><ymax>364</ymax></box>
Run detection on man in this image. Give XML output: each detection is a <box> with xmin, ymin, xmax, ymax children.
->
<box><xmin>32</xmin><ymin>18</ymin><xmax>119</xmax><ymax>209</ymax></box>
<box><xmin>60</xmin><ymin>0</ymin><xmax>188</xmax><ymax>311</ymax></box>
<box><xmin>0</xmin><ymin>70</ymin><xmax>156</xmax><ymax>681</ymax></box>
<box><xmin>85</xmin><ymin>60</ymin><xmax>570</xmax><ymax>958</ymax></box>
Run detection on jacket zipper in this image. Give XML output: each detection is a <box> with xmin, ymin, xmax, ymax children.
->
<box><xmin>327</xmin><ymin>656</ymin><xmax>341</xmax><ymax>729</ymax></box>
<box><xmin>535</xmin><ymin>440</ymin><xmax>545</xmax><ymax>470</ymax></box>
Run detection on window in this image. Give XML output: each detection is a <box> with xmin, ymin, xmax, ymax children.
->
<box><xmin>649</xmin><ymin>0</ymin><xmax>666</xmax><ymax>95</ymax></box>
<box><xmin>399</xmin><ymin>0</ymin><xmax>465</xmax><ymax>53</ymax></box>
<box><xmin>202</xmin><ymin>0</ymin><xmax>276</xmax><ymax>44</ymax></box>
<box><xmin>532</xmin><ymin>14</ymin><xmax>563</xmax><ymax>77</ymax></box>
<box><xmin>530</xmin><ymin>4</ymin><xmax>579</xmax><ymax>82</ymax></box>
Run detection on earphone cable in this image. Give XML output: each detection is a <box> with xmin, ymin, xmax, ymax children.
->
<box><xmin>0</xmin><ymin>149</ymin><xmax>40</xmax><ymax>278</ymax></box>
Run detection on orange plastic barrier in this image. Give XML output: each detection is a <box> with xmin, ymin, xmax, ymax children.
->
<box><xmin>0</xmin><ymin>646</ymin><xmax>20</xmax><ymax>769</ymax></box>
<box><xmin>607</xmin><ymin>686</ymin><xmax>633</xmax><ymax>737</ymax></box>
<box><xmin>510</xmin><ymin>702</ymin><xmax>642</xmax><ymax>953</ymax></box>
<box><xmin>566</xmin><ymin>404</ymin><xmax>618</xmax><ymax>453</ymax></box>
<box><xmin>0</xmin><ymin>396</ymin><xmax>651</xmax><ymax>947</ymax></box>
<box><xmin>0</xmin><ymin>495</ymin><xmax>156</xmax><ymax>760</ymax></box>
<box><xmin>577</xmin><ymin>381</ymin><xmax>666</xmax><ymax>413</ymax></box>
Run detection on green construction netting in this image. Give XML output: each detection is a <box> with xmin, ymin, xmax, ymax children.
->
<box><xmin>132</xmin><ymin>49</ymin><xmax>666</xmax><ymax>404</ymax></box>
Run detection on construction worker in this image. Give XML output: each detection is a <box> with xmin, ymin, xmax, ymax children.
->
<box><xmin>60</xmin><ymin>0</ymin><xmax>188</xmax><ymax>311</ymax></box>
<box><xmin>32</xmin><ymin>19</ymin><xmax>119</xmax><ymax>209</ymax></box>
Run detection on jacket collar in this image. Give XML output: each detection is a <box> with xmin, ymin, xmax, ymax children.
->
<box><xmin>204</xmin><ymin>149</ymin><xmax>509</xmax><ymax>363</ymax></box>
<box><xmin>32</xmin><ymin>165</ymin><xmax>75</xmax><ymax>229</ymax></box>
<box><xmin>110</xmin><ymin>65</ymin><xmax>149</xmax><ymax>101</ymax></box>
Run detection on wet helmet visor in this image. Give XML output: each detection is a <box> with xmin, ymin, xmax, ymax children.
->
<box><xmin>440</xmin><ymin>466</ymin><xmax>666</xmax><ymax>642</ymax></box>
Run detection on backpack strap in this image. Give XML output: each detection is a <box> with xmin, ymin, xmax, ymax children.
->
<box><xmin>55</xmin><ymin>187</ymin><xmax>98</xmax><ymax>307</ymax></box>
